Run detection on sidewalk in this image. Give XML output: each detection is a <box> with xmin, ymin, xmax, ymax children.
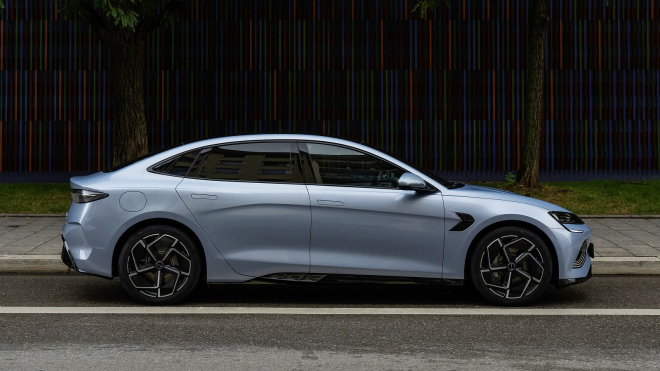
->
<box><xmin>0</xmin><ymin>216</ymin><xmax>659</xmax><ymax>274</ymax></box>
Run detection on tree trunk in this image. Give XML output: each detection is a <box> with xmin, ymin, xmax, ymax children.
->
<box><xmin>515</xmin><ymin>0</ymin><xmax>550</xmax><ymax>188</ymax></box>
<box><xmin>111</xmin><ymin>31</ymin><xmax>148</xmax><ymax>167</ymax></box>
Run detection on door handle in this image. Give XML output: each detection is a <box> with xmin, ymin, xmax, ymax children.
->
<box><xmin>317</xmin><ymin>200</ymin><xmax>344</xmax><ymax>207</ymax></box>
<box><xmin>191</xmin><ymin>193</ymin><xmax>218</xmax><ymax>200</ymax></box>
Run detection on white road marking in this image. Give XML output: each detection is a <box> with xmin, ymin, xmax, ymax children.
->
<box><xmin>0</xmin><ymin>307</ymin><xmax>659</xmax><ymax>315</ymax></box>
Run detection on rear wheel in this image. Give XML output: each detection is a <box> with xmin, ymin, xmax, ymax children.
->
<box><xmin>469</xmin><ymin>226</ymin><xmax>553</xmax><ymax>306</ymax></box>
<box><xmin>118</xmin><ymin>225</ymin><xmax>202</xmax><ymax>305</ymax></box>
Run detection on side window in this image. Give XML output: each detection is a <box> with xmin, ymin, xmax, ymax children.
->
<box><xmin>187</xmin><ymin>142</ymin><xmax>301</xmax><ymax>183</ymax></box>
<box><xmin>151</xmin><ymin>150</ymin><xmax>199</xmax><ymax>176</ymax></box>
<box><xmin>303</xmin><ymin>143</ymin><xmax>405</xmax><ymax>189</ymax></box>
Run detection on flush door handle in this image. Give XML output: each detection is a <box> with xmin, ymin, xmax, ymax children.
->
<box><xmin>191</xmin><ymin>194</ymin><xmax>218</xmax><ymax>200</ymax></box>
<box><xmin>317</xmin><ymin>200</ymin><xmax>345</xmax><ymax>207</ymax></box>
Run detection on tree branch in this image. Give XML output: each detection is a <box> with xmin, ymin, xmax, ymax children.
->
<box><xmin>136</xmin><ymin>0</ymin><xmax>185</xmax><ymax>37</ymax></box>
<box><xmin>78</xmin><ymin>2</ymin><xmax>116</xmax><ymax>45</ymax></box>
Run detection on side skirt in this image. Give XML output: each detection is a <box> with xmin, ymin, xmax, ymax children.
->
<box><xmin>209</xmin><ymin>273</ymin><xmax>464</xmax><ymax>286</ymax></box>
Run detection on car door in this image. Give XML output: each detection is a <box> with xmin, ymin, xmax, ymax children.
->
<box><xmin>299</xmin><ymin>142</ymin><xmax>446</xmax><ymax>278</ymax></box>
<box><xmin>176</xmin><ymin>141</ymin><xmax>311</xmax><ymax>277</ymax></box>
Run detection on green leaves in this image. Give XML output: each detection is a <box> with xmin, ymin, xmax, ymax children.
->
<box><xmin>104</xmin><ymin>1</ymin><xmax>140</xmax><ymax>29</ymax></box>
<box><xmin>412</xmin><ymin>0</ymin><xmax>451</xmax><ymax>17</ymax></box>
<box><xmin>56</xmin><ymin>0</ymin><xmax>188</xmax><ymax>33</ymax></box>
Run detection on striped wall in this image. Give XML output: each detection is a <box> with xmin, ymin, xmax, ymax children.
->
<box><xmin>0</xmin><ymin>0</ymin><xmax>659</xmax><ymax>174</ymax></box>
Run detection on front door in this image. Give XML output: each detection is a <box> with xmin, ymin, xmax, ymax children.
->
<box><xmin>299</xmin><ymin>142</ymin><xmax>446</xmax><ymax>278</ymax></box>
<box><xmin>177</xmin><ymin>141</ymin><xmax>311</xmax><ymax>277</ymax></box>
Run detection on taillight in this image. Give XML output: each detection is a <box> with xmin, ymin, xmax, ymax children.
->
<box><xmin>71</xmin><ymin>189</ymin><xmax>109</xmax><ymax>203</ymax></box>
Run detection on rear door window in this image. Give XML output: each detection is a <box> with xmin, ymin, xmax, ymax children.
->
<box><xmin>187</xmin><ymin>142</ymin><xmax>303</xmax><ymax>183</ymax></box>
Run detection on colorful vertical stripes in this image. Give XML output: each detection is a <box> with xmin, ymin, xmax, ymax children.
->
<box><xmin>0</xmin><ymin>0</ymin><xmax>659</xmax><ymax>173</ymax></box>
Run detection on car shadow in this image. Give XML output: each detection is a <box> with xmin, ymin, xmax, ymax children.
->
<box><xmin>71</xmin><ymin>273</ymin><xmax>589</xmax><ymax>308</ymax></box>
<box><xmin>187</xmin><ymin>281</ymin><xmax>588</xmax><ymax>308</ymax></box>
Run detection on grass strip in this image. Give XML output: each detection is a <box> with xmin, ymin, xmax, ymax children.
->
<box><xmin>0</xmin><ymin>181</ymin><xmax>658</xmax><ymax>215</ymax></box>
<box><xmin>0</xmin><ymin>183</ymin><xmax>70</xmax><ymax>214</ymax></box>
<box><xmin>473</xmin><ymin>180</ymin><xmax>660</xmax><ymax>215</ymax></box>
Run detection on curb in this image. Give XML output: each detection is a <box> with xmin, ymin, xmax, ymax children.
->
<box><xmin>1</xmin><ymin>214</ymin><xmax>66</xmax><ymax>218</ymax></box>
<box><xmin>1</xmin><ymin>255</ymin><xmax>658</xmax><ymax>275</ymax></box>
<box><xmin>581</xmin><ymin>215</ymin><xmax>660</xmax><ymax>219</ymax></box>
<box><xmin>0</xmin><ymin>255</ymin><xmax>69</xmax><ymax>273</ymax></box>
<box><xmin>591</xmin><ymin>257</ymin><xmax>660</xmax><ymax>275</ymax></box>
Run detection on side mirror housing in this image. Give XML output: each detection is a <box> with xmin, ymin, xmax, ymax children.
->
<box><xmin>398</xmin><ymin>173</ymin><xmax>427</xmax><ymax>191</ymax></box>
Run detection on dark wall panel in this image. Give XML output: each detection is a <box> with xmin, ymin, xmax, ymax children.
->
<box><xmin>0</xmin><ymin>0</ymin><xmax>658</xmax><ymax>174</ymax></box>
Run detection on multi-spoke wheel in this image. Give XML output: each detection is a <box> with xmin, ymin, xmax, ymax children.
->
<box><xmin>469</xmin><ymin>227</ymin><xmax>553</xmax><ymax>306</ymax></box>
<box><xmin>118</xmin><ymin>225</ymin><xmax>201</xmax><ymax>305</ymax></box>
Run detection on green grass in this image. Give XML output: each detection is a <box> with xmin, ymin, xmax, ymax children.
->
<box><xmin>0</xmin><ymin>183</ymin><xmax>71</xmax><ymax>214</ymax></box>
<box><xmin>473</xmin><ymin>180</ymin><xmax>660</xmax><ymax>215</ymax></box>
<box><xmin>0</xmin><ymin>181</ymin><xmax>659</xmax><ymax>215</ymax></box>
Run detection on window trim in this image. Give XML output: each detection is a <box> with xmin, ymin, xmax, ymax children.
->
<box><xmin>299</xmin><ymin>140</ymin><xmax>437</xmax><ymax>192</ymax></box>
<box><xmin>147</xmin><ymin>139</ymin><xmax>438</xmax><ymax>191</ymax></box>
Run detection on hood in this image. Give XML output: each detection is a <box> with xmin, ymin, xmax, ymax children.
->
<box><xmin>444</xmin><ymin>184</ymin><xmax>570</xmax><ymax>212</ymax></box>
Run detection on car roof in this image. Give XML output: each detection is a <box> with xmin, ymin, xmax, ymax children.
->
<box><xmin>148</xmin><ymin>134</ymin><xmax>376</xmax><ymax>161</ymax></box>
<box><xmin>107</xmin><ymin>134</ymin><xmax>451</xmax><ymax>190</ymax></box>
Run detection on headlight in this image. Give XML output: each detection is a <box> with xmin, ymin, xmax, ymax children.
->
<box><xmin>548</xmin><ymin>211</ymin><xmax>584</xmax><ymax>225</ymax></box>
<box><xmin>549</xmin><ymin>211</ymin><xmax>585</xmax><ymax>233</ymax></box>
<box><xmin>71</xmin><ymin>189</ymin><xmax>108</xmax><ymax>203</ymax></box>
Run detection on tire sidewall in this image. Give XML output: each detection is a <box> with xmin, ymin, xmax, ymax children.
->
<box><xmin>469</xmin><ymin>226</ymin><xmax>553</xmax><ymax>306</ymax></box>
<box><xmin>118</xmin><ymin>225</ymin><xmax>202</xmax><ymax>305</ymax></box>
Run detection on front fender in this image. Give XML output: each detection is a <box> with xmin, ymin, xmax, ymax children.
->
<box><xmin>441</xmin><ymin>196</ymin><xmax>566</xmax><ymax>280</ymax></box>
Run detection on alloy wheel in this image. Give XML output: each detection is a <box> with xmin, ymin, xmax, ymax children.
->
<box><xmin>127</xmin><ymin>233</ymin><xmax>192</xmax><ymax>298</ymax></box>
<box><xmin>479</xmin><ymin>235</ymin><xmax>545</xmax><ymax>299</ymax></box>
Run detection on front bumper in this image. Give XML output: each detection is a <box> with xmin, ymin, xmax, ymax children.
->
<box><xmin>556</xmin><ymin>266</ymin><xmax>592</xmax><ymax>288</ymax></box>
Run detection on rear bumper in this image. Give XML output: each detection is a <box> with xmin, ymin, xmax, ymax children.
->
<box><xmin>60</xmin><ymin>235</ymin><xmax>112</xmax><ymax>279</ymax></box>
<box><xmin>60</xmin><ymin>236</ymin><xmax>76</xmax><ymax>270</ymax></box>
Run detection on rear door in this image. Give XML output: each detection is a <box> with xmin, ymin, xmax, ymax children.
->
<box><xmin>176</xmin><ymin>141</ymin><xmax>311</xmax><ymax>277</ymax></box>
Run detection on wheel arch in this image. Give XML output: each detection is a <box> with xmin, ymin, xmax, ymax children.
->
<box><xmin>463</xmin><ymin>220</ymin><xmax>559</xmax><ymax>285</ymax></box>
<box><xmin>111</xmin><ymin>218</ymin><xmax>207</xmax><ymax>280</ymax></box>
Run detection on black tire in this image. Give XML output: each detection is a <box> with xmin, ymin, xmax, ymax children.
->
<box><xmin>469</xmin><ymin>226</ymin><xmax>553</xmax><ymax>306</ymax></box>
<box><xmin>118</xmin><ymin>225</ymin><xmax>202</xmax><ymax>305</ymax></box>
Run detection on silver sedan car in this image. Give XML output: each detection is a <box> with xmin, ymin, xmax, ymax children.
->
<box><xmin>62</xmin><ymin>134</ymin><xmax>593</xmax><ymax>306</ymax></box>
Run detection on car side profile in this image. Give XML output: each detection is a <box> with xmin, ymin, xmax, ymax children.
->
<box><xmin>62</xmin><ymin>134</ymin><xmax>593</xmax><ymax>306</ymax></box>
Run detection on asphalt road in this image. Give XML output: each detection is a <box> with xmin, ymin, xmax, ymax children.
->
<box><xmin>1</xmin><ymin>274</ymin><xmax>659</xmax><ymax>370</ymax></box>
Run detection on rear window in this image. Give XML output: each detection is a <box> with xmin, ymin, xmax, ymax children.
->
<box><xmin>150</xmin><ymin>151</ymin><xmax>200</xmax><ymax>176</ymax></box>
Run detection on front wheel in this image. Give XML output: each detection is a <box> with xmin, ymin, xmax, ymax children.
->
<box><xmin>469</xmin><ymin>227</ymin><xmax>553</xmax><ymax>306</ymax></box>
<box><xmin>118</xmin><ymin>225</ymin><xmax>202</xmax><ymax>305</ymax></box>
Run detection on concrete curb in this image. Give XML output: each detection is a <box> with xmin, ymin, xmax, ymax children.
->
<box><xmin>1</xmin><ymin>255</ymin><xmax>658</xmax><ymax>276</ymax></box>
<box><xmin>581</xmin><ymin>215</ymin><xmax>660</xmax><ymax>219</ymax></box>
<box><xmin>591</xmin><ymin>257</ymin><xmax>660</xmax><ymax>275</ymax></box>
<box><xmin>1</xmin><ymin>214</ymin><xmax>66</xmax><ymax>218</ymax></box>
<box><xmin>0</xmin><ymin>255</ymin><xmax>69</xmax><ymax>273</ymax></box>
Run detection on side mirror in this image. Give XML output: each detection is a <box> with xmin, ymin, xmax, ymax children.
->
<box><xmin>398</xmin><ymin>173</ymin><xmax>427</xmax><ymax>191</ymax></box>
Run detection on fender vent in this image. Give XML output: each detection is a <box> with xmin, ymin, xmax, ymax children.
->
<box><xmin>450</xmin><ymin>213</ymin><xmax>475</xmax><ymax>232</ymax></box>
